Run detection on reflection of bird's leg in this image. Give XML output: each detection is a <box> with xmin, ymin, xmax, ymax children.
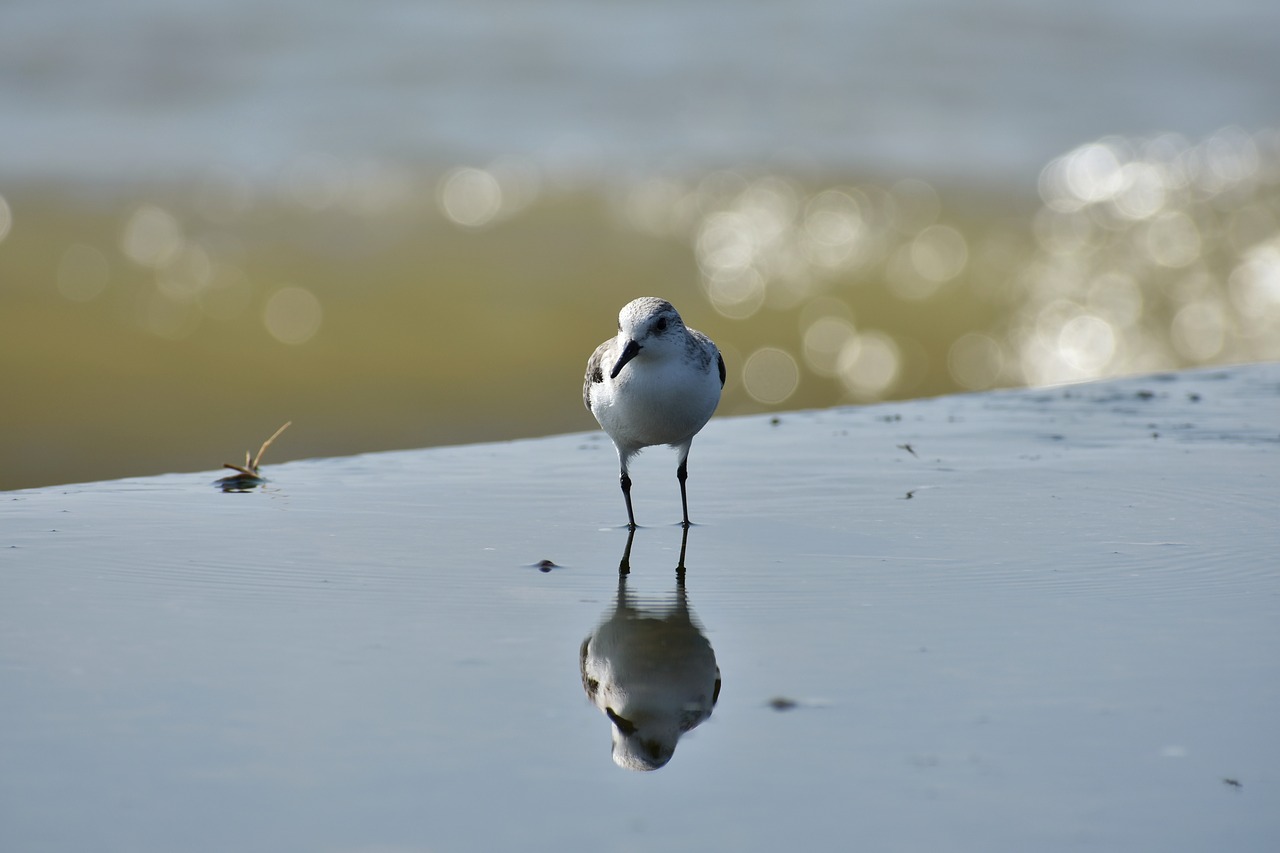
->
<box><xmin>676</xmin><ymin>523</ymin><xmax>690</xmax><ymax>587</ymax></box>
<box><xmin>618</xmin><ymin>527</ymin><xmax>636</xmax><ymax>576</ymax></box>
<box><xmin>615</xmin><ymin>569</ymin><xmax>630</xmax><ymax>613</ymax></box>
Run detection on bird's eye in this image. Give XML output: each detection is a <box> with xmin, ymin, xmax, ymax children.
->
<box><xmin>654</xmin><ymin>317</ymin><xmax>668</xmax><ymax>333</ymax></box>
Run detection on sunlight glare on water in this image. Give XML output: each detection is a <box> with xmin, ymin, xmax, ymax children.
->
<box><xmin>3</xmin><ymin>124</ymin><xmax>1280</xmax><ymax>489</ymax></box>
<box><xmin>601</xmin><ymin>127</ymin><xmax>1280</xmax><ymax>398</ymax></box>
<box><xmin>1011</xmin><ymin>127</ymin><xmax>1280</xmax><ymax>386</ymax></box>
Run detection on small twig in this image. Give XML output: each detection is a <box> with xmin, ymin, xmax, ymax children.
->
<box><xmin>218</xmin><ymin>421</ymin><xmax>291</xmax><ymax>484</ymax></box>
<box><xmin>252</xmin><ymin>421</ymin><xmax>292</xmax><ymax>471</ymax></box>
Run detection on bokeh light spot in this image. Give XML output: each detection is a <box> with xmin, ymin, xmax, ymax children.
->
<box><xmin>1086</xmin><ymin>272</ymin><xmax>1144</xmax><ymax>329</ymax></box>
<box><xmin>1063</xmin><ymin>142</ymin><xmax>1125</xmax><ymax>205</ymax></box>
<box><xmin>697</xmin><ymin>211</ymin><xmax>757</xmax><ymax>277</ymax></box>
<box><xmin>439</xmin><ymin>167</ymin><xmax>503</xmax><ymax>228</ymax></box>
<box><xmin>263</xmin><ymin>286</ymin><xmax>323</xmax><ymax>345</ymax></box>
<box><xmin>705</xmin><ymin>267</ymin><xmax>766</xmax><ymax>319</ymax></box>
<box><xmin>837</xmin><ymin>331</ymin><xmax>900</xmax><ymax>399</ymax></box>
<box><xmin>1171</xmin><ymin>301</ymin><xmax>1226</xmax><ymax>361</ymax></box>
<box><xmin>910</xmin><ymin>224</ymin><xmax>968</xmax><ymax>284</ymax></box>
<box><xmin>1144</xmin><ymin>211</ymin><xmax>1201</xmax><ymax>268</ymax></box>
<box><xmin>121</xmin><ymin>204</ymin><xmax>182</xmax><ymax>268</ymax></box>
<box><xmin>802</xmin><ymin>315</ymin><xmax>857</xmax><ymax>377</ymax></box>
<box><xmin>802</xmin><ymin>190</ymin><xmax>864</xmax><ymax>270</ymax></box>
<box><xmin>156</xmin><ymin>243</ymin><xmax>214</xmax><ymax>302</ymax></box>
<box><xmin>1057</xmin><ymin>314</ymin><xmax>1115</xmax><ymax>374</ymax></box>
<box><xmin>1229</xmin><ymin>241</ymin><xmax>1280</xmax><ymax>318</ymax></box>
<box><xmin>1112</xmin><ymin>162</ymin><xmax>1167</xmax><ymax>220</ymax></box>
<box><xmin>947</xmin><ymin>333</ymin><xmax>1004</xmax><ymax>390</ymax></box>
<box><xmin>742</xmin><ymin>347</ymin><xmax>800</xmax><ymax>405</ymax></box>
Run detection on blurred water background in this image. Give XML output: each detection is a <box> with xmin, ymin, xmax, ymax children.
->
<box><xmin>2</xmin><ymin>0</ymin><xmax>1279</xmax><ymax>490</ymax></box>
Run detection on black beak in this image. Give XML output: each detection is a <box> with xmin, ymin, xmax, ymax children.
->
<box><xmin>609</xmin><ymin>339</ymin><xmax>641</xmax><ymax>379</ymax></box>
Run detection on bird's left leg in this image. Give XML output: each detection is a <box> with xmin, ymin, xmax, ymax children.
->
<box><xmin>676</xmin><ymin>449</ymin><xmax>692</xmax><ymax>528</ymax></box>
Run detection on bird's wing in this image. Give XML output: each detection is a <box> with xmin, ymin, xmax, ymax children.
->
<box><xmin>583</xmin><ymin>340</ymin><xmax>610</xmax><ymax>410</ymax></box>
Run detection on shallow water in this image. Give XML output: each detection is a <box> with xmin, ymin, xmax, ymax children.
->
<box><xmin>3</xmin><ymin>364</ymin><xmax>1277</xmax><ymax>851</ymax></box>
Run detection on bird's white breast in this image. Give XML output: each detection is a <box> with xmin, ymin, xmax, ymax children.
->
<box><xmin>592</xmin><ymin>351</ymin><xmax>721</xmax><ymax>453</ymax></box>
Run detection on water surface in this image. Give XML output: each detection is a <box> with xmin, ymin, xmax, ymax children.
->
<box><xmin>4</xmin><ymin>364</ymin><xmax>1277</xmax><ymax>851</ymax></box>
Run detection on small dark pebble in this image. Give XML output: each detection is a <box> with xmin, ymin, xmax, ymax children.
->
<box><xmin>217</xmin><ymin>473</ymin><xmax>267</xmax><ymax>492</ymax></box>
<box><xmin>1188</xmin><ymin>392</ymin><xmax>1202</xmax><ymax>402</ymax></box>
<box><xmin>768</xmin><ymin>697</ymin><xmax>799</xmax><ymax>711</ymax></box>
<box><xmin>770</xmin><ymin>416</ymin><xmax>781</xmax><ymax>426</ymax></box>
<box><xmin>1135</xmin><ymin>389</ymin><xmax>1156</xmax><ymax>400</ymax></box>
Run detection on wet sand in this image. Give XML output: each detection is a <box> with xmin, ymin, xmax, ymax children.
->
<box><xmin>3</xmin><ymin>363</ymin><xmax>1278</xmax><ymax>852</ymax></box>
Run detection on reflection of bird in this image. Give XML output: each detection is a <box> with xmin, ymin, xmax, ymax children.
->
<box><xmin>579</xmin><ymin>529</ymin><xmax>721</xmax><ymax>771</ymax></box>
<box><xmin>584</xmin><ymin>298</ymin><xmax>725</xmax><ymax>529</ymax></box>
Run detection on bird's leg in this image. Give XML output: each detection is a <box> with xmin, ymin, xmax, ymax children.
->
<box><xmin>677</xmin><ymin>458</ymin><xmax>691</xmax><ymax>528</ymax></box>
<box><xmin>620</xmin><ymin>469</ymin><xmax>637</xmax><ymax>530</ymax></box>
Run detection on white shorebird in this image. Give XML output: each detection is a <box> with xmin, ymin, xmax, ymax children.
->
<box><xmin>584</xmin><ymin>298</ymin><xmax>725</xmax><ymax>528</ymax></box>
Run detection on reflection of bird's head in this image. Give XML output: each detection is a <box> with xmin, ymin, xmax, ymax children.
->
<box><xmin>580</xmin><ymin>589</ymin><xmax>721</xmax><ymax>772</ymax></box>
<box><xmin>606</xmin><ymin>707</ymin><xmax>678</xmax><ymax>771</ymax></box>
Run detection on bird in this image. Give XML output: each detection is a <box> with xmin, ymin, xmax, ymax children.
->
<box><xmin>584</xmin><ymin>297</ymin><xmax>725</xmax><ymax>528</ymax></box>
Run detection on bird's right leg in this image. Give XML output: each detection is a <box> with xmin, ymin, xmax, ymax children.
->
<box><xmin>620</xmin><ymin>468</ymin><xmax>637</xmax><ymax>530</ymax></box>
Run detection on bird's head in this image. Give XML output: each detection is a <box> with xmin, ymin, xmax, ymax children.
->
<box><xmin>610</xmin><ymin>297</ymin><xmax>685</xmax><ymax>378</ymax></box>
